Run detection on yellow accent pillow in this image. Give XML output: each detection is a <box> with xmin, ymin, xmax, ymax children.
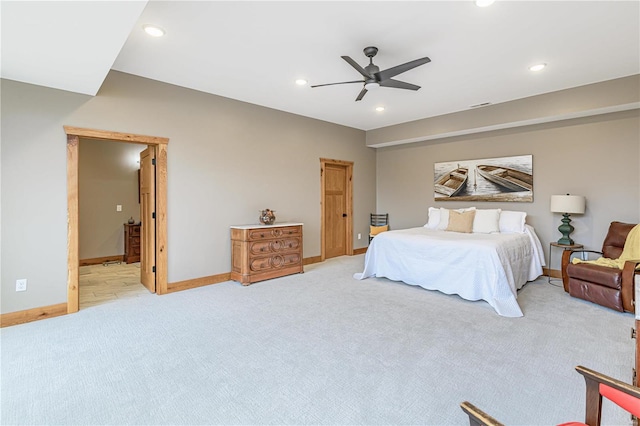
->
<box><xmin>370</xmin><ymin>225</ymin><xmax>389</xmax><ymax>236</ymax></box>
<box><xmin>446</xmin><ymin>210</ymin><xmax>476</xmax><ymax>233</ymax></box>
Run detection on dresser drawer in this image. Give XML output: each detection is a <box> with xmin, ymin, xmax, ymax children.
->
<box><xmin>249</xmin><ymin>237</ymin><xmax>300</xmax><ymax>255</ymax></box>
<box><xmin>249</xmin><ymin>252</ymin><xmax>302</xmax><ymax>273</ymax></box>
<box><xmin>247</xmin><ymin>226</ymin><xmax>301</xmax><ymax>241</ymax></box>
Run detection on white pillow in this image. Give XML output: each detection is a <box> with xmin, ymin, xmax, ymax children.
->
<box><xmin>437</xmin><ymin>207</ymin><xmax>476</xmax><ymax>230</ymax></box>
<box><xmin>499</xmin><ymin>210</ymin><xmax>527</xmax><ymax>233</ymax></box>
<box><xmin>472</xmin><ymin>209</ymin><xmax>502</xmax><ymax>233</ymax></box>
<box><xmin>425</xmin><ymin>207</ymin><xmax>440</xmax><ymax>229</ymax></box>
<box><xmin>437</xmin><ymin>208</ymin><xmax>450</xmax><ymax>230</ymax></box>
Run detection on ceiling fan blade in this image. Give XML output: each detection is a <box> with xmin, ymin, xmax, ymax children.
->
<box><xmin>379</xmin><ymin>79</ymin><xmax>421</xmax><ymax>91</ymax></box>
<box><xmin>355</xmin><ymin>87</ymin><xmax>368</xmax><ymax>101</ymax></box>
<box><xmin>310</xmin><ymin>80</ymin><xmax>364</xmax><ymax>88</ymax></box>
<box><xmin>341</xmin><ymin>56</ymin><xmax>371</xmax><ymax>79</ymax></box>
<box><xmin>375</xmin><ymin>56</ymin><xmax>431</xmax><ymax>81</ymax></box>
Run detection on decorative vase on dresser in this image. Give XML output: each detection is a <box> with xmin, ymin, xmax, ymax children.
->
<box><xmin>230</xmin><ymin>222</ymin><xmax>303</xmax><ymax>285</ymax></box>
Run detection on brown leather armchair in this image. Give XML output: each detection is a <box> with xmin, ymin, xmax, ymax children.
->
<box><xmin>561</xmin><ymin>221</ymin><xmax>639</xmax><ymax>313</ymax></box>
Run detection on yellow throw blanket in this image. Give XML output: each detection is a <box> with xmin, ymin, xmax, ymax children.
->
<box><xmin>572</xmin><ymin>224</ymin><xmax>640</xmax><ymax>269</ymax></box>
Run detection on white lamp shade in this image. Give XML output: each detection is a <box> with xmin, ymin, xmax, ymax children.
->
<box><xmin>550</xmin><ymin>195</ymin><xmax>586</xmax><ymax>214</ymax></box>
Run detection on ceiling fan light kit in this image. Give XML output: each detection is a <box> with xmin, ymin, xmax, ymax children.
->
<box><xmin>311</xmin><ymin>46</ymin><xmax>431</xmax><ymax>101</ymax></box>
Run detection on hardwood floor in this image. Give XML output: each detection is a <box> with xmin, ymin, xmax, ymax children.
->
<box><xmin>79</xmin><ymin>262</ymin><xmax>150</xmax><ymax>308</ymax></box>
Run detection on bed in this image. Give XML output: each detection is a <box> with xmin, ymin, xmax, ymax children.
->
<box><xmin>354</xmin><ymin>209</ymin><xmax>545</xmax><ymax>317</ymax></box>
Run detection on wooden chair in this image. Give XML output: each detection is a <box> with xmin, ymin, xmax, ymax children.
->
<box><xmin>460</xmin><ymin>402</ymin><xmax>503</xmax><ymax>426</ymax></box>
<box><xmin>460</xmin><ymin>365</ymin><xmax>640</xmax><ymax>426</ymax></box>
<box><xmin>369</xmin><ymin>213</ymin><xmax>389</xmax><ymax>243</ymax></box>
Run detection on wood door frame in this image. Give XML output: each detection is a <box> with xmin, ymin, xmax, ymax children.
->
<box><xmin>65</xmin><ymin>126</ymin><xmax>169</xmax><ymax>314</ymax></box>
<box><xmin>320</xmin><ymin>158</ymin><xmax>353</xmax><ymax>261</ymax></box>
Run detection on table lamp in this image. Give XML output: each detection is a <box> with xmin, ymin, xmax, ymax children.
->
<box><xmin>550</xmin><ymin>194</ymin><xmax>586</xmax><ymax>245</ymax></box>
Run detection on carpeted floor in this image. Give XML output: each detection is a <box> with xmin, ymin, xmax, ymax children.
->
<box><xmin>1</xmin><ymin>255</ymin><xmax>634</xmax><ymax>425</ymax></box>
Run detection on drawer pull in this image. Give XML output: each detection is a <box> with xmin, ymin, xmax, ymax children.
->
<box><xmin>289</xmin><ymin>244</ymin><xmax>292</xmax><ymax>248</ymax></box>
<box><xmin>260</xmin><ymin>233</ymin><xmax>265</xmax><ymax>238</ymax></box>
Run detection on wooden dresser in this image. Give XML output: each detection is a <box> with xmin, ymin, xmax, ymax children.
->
<box><xmin>123</xmin><ymin>223</ymin><xmax>141</xmax><ymax>264</ymax></box>
<box><xmin>230</xmin><ymin>222</ymin><xmax>303</xmax><ymax>285</ymax></box>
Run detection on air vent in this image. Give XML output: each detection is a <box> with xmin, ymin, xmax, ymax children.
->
<box><xmin>470</xmin><ymin>102</ymin><xmax>492</xmax><ymax>108</ymax></box>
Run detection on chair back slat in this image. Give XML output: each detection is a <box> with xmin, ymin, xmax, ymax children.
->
<box><xmin>371</xmin><ymin>213</ymin><xmax>388</xmax><ymax>227</ymax></box>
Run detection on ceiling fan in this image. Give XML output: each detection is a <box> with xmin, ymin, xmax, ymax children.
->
<box><xmin>311</xmin><ymin>46</ymin><xmax>431</xmax><ymax>101</ymax></box>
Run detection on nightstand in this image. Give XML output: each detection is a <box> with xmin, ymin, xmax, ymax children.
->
<box><xmin>548</xmin><ymin>242</ymin><xmax>583</xmax><ymax>284</ymax></box>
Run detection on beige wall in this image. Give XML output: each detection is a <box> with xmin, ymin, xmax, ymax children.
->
<box><xmin>79</xmin><ymin>139</ymin><xmax>146</xmax><ymax>260</ymax></box>
<box><xmin>2</xmin><ymin>69</ymin><xmax>638</xmax><ymax>316</ymax></box>
<box><xmin>1</xmin><ymin>72</ymin><xmax>375</xmax><ymax>314</ymax></box>
<box><xmin>376</xmin><ymin>110</ymin><xmax>640</xmax><ymax>260</ymax></box>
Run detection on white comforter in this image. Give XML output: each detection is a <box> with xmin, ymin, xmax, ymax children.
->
<box><xmin>354</xmin><ymin>225</ymin><xmax>545</xmax><ymax>317</ymax></box>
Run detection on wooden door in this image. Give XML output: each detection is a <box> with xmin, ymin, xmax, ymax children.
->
<box><xmin>140</xmin><ymin>146</ymin><xmax>156</xmax><ymax>293</ymax></box>
<box><xmin>325</xmin><ymin>164</ymin><xmax>348</xmax><ymax>259</ymax></box>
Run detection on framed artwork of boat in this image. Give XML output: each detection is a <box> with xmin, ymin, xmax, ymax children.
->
<box><xmin>434</xmin><ymin>155</ymin><xmax>533</xmax><ymax>202</ymax></box>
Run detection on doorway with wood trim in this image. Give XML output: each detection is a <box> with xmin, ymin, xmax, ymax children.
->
<box><xmin>65</xmin><ymin>126</ymin><xmax>169</xmax><ymax>314</ymax></box>
<box><xmin>320</xmin><ymin>158</ymin><xmax>353</xmax><ymax>260</ymax></box>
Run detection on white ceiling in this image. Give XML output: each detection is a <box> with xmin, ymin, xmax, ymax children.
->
<box><xmin>2</xmin><ymin>1</ymin><xmax>639</xmax><ymax>131</ymax></box>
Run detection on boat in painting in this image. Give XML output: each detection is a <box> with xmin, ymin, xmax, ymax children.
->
<box><xmin>476</xmin><ymin>165</ymin><xmax>533</xmax><ymax>192</ymax></box>
<box><xmin>434</xmin><ymin>167</ymin><xmax>469</xmax><ymax>197</ymax></box>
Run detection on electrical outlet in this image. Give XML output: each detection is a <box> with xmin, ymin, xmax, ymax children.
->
<box><xmin>357</xmin><ymin>233</ymin><xmax>362</xmax><ymax>240</ymax></box>
<box><xmin>116</xmin><ymin>205</ymin><xmax>122</xmax><ymax>212</ymax></box>
<box><xmin>16</xmin><ymin>279</ymin><xmax>27</xmax><ymax>292</ymax></box>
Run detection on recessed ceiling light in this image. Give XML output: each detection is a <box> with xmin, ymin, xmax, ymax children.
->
<box><xmin>529</xmin><ymin>63</ymin><xmax>547</xmax><ymax>72</ymax></box>
<box><xmin>143</xmin><ymin>24</ymin><xmax>165</xmax><ymax>37</ymax></box>
<box><xmin>375</xmin><ymin>106</ymin><xmax>385</xmax><ymax>112</ymax></box>
<box><xmin>475</xmin><ymin>0</ymin><xmax>495</xmax><ymax>7</ymax></box>
<box><xmin>295</xmin><ymin>79</ymin><xmax>308</xmax><ymax>86</ymax></box>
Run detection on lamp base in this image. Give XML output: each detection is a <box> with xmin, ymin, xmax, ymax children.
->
<box><xmin>557</xmin><ymin>213</ymin><xmax>575</xmax><ymax>245</ymax></box>
<box><xmin>557</xmin><ymin>237</ymin><xmax>574</xmax><ymax>245</ymax></box>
